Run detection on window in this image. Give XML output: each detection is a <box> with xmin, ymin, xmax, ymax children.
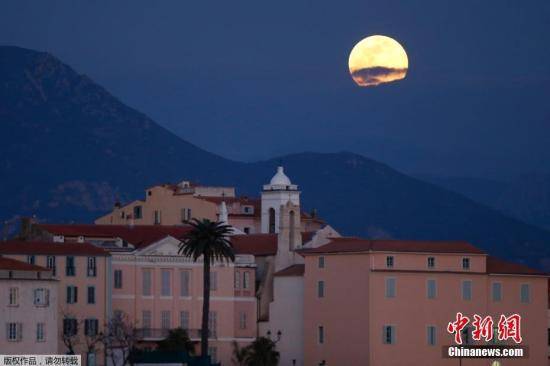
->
<box><xmin>87</xmin><ymin>286</ymin><xmax>95</xmax><ymax>304</ymax></box>
<box><xmin>427</xmin><ymin>279</ymin><xmax>437</xmax><ymax>299</ymax></box>
<box><xmin>318</xmin><ymin>326</ymin><xmax>325</xmax><ymax>344</ymax></box>
<box><xmin>243</xmin><ymin>271</ymin><xmax>250</xmax><ymax>289</ymax></box>
<box><xmin>243</xmin><ymin>227</ymin><xmax>250</xmax><ymax>234</ymax></box>
<box><xmin>47</xmin><ymin>256</ymin><xmax>56</xmax><ymax>276</ymax></box>
<box><xmin>181</xmin><ymin>208</ymin><xmax>192</xmax><ymax>222</ymax></box>
<box><xmin>114</xmin><ymin>270</ymin><xmax>123</xmax><ymax>289</ymax></box>
<box><xmin>462</xmin><ymin>258</ymin><xmax>470</xmax><ymax>270</ymax></box>
<box><xmin>180</xmin><ymin>311</ymin><xmax>189</xmax><ymax>329</ymax></box>
<box><xmin>427</xmin><ymin>257</ymin><xmax>435</xmax><ymax>268</ymax></box>
<box><xmin>87</xmin><ymin>257</ymin><xmax>97</xmax><ymax>277</ymax></box>
<box><xmin>67</xmin><ymin>285</ymin><xmax>78</xmax><ymax>304</ymax></box>
<box><xmin>317</xmin><ymin>281</ymin><xmax>325</xmax><ymax>298</ymax></box>
<box><xmin>492</xmin><ymin>282</ymin><xmax>502</xmax><ymax>302</ymax></box>
<box><xmin>385</xmin><ymin>278</ymin><xmax>396</xmax><ymax>298</ymax></box>
<box><xmin>234</xmin><ymin>271</ymin><xmax>241</xmax><ymax>289</ymax></box>
<box><xmin>161</xmin><ymin>269</ymin><xmax>171</xmax><ymax>296</ymax></box>
<box><xmin>63</xmin><ymin>318</ymin><xmax>78</xmax><ymax>336</ymax></box>
<box><xmin>208</xmin><ymin>312</ymin><xmax>217</xmax><ymax>337</ymax></box>
<box><xmin>133</xmin><ymin>205</ymin><xmax>143</xmax><ymax>219</ymax></box>
<box><xmin>318</xmin><ymin>256</ymin><xmax>325</xmax><ymax>268</ymax></box>
<box><xmin>462</xmin><ymin>280</ymin><xmax>472</xmax><ymax>301</ymax></box>
<box><xmin>208</xmin><ymin>347</ymin><xmax>218</xmax><ymax>364</ymax></box>
<box><xmin>383</xmin><ymin>325</ymin><xmax>395</xmax><ymax>344</ymax></box>
<box><xmin>427</xmin><ymin>326</ymin><xmax>436</xmax><ymax>346</ymax></box>
<box><xmin>239</xmin><ymin>311</ymin><xmax>247</xmax><ymax>329</ymax></box>
<box><xmin>386</xmin><ymin>256</ymin><xmax>394</xmax><ymax>268</ymax></box>
<box><xmin>36</xmin><ymin>323</ymin><xmax>45</xmax><ymax>342</ymax></box>
<box><xmin>142</xmin><ymin>311</ymin><xmax>151</xmax><ymax>336</ymax></box>
<box><xmin>34</xmin><ymin>288</ymin><xmax>50</xmax><ymax>306</ymax></box>
<box><xmin>268</xmin><ymin>208</ymin><xmax>276</xmax><ymax>233</ymax></box>
<box><xmin>180</xmin><ymin>270</ymin><xmax>190</xmax><ymax>296</ymax></box>
<box><xmin>142</xmin><ymin>269</ymin><xmax>152</xmax><ymax>296</ymax></box>
<box><xmin>8</xmin><ymin>287</ymin><xmax>18</xmax><ymax>306</ymax></box>
<box><xmin>27</xmin><ymin>255</ymin><xmax>35</xmax><ymax>265</ymax></box>
<box><xmin>520</xmin><ymin>284</ymin><xmax>530</xmax><ymax>303</ymax></box>
<box><xmin>66</xmin><ymin>256</ymin><xmax>76</xmax><ymax>276</ymax></box>
<box><xmin>161</xmin><ymin>311</ymin><xmax>171</xmax><ymax>330</ymax></box>
<box><xmin>154</xmin><ymin>210</ymin><xmax>162</xmax><ymax>225</ymax></box>
<box><xmin>85</xmin><ymin>319</ymin><xmax>99</xmax><ymax>337</ymax></box>
<box><xmin>210</xmin><ymin>271</ymin><xmax>218</xmax><ymax>291</ymax></box>
<box><xmin>7</xmin><ymin>323</ymin><xmax>22</xmax><ymax>341</ymax></box>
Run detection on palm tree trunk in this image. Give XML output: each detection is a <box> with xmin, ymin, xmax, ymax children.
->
<box><xmin>201</xmin><ymin>254</ymin><xmax>211</xmax><ymax>360</ymax></box>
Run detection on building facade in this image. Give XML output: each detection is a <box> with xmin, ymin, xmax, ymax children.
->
<box><xmin>0</xmin><ymin>241</ymin><xmax>111</xmax><ymax>365</ymax></box>
<box><xmin>92</xmin><ymin>173</ymin><xmax>324</xmax><ymax>235</ymax></box>
<box><xmin>301</xmin><ymin>238</ymin><xmax>548</xmax><ymax>366</ymax></box>
<box><xmin>0</xmin><ymin>257</ymin><xmax>58</xmax><ymax>354</ymax></box>
<box><xmin>109</xmin><ymin>236</ymin><xmax>257</xmax><ymax>365</ymax></box>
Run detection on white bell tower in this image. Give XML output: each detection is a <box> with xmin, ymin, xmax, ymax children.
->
<box><xmin>261</xmin><ymin>166</ymin><xmax>300</xmax><ymax>234</ymax></box>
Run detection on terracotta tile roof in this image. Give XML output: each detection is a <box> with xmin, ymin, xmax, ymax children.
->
<box><xmin>230</xmin><ymin>232</ymin><xmax>317</xmax><ymax>256</ymax></box>
<box><xmin>231</xmin><ymin>234</ymin><xmax>277</xmax><ymax>256</ymax></box>
<box><xmin>0</xmin><ymin>256</ymin><xmax>50</xmax><ymax>271</ymax></box>
<box><xmin>39</xmin><ymin>224</ymin><xmax>192</xmax><ymax>249</ymax></box>
<box><xmin>0</xmin><ymin>241</ymin><xmax>110</xmax><ymax>256</ymax></box>
<box><xmin>299</xmin><ymin>237</ymin><xmax>486</xmax><ymax>255</ymax></box>
<box><xmin>487</xmin><ymin>256</ymin><xmax>547</xmax><ymax>276</ymax></box>
<box><xmin>274</xmin><ymin>264</ymin><xmax>305</xmax><ymax>277</ymax></box>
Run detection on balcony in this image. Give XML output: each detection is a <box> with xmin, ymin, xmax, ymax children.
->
<box><xmin>136</xmin><ymin>328</ymin><xmax>216</xmax><ymax>341</ymax></box>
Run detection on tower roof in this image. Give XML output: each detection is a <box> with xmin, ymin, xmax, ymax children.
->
<box><xmin>270</xmin><ymin>166</ymin><xmax>292</xmax><ymax>186</ymax></box>
<box><xmin>263</xmin><ymin>166</ymin><xmax>299</xmax><ymax>191</ymax></box>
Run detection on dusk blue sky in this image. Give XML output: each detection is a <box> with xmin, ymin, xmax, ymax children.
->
<box><xmin>1</xmin><ymin>1</ymin><xmax>550</xmax><ymax>180</ymax></box>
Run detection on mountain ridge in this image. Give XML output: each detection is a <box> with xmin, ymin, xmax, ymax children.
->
<box><xmin>1</xmin><ymin>45</ymin><xmax>549</xmax><ymax>270</ymax></box>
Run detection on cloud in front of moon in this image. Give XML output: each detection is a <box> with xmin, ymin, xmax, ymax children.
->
<box><xmin>348</xmin><ymin>35</ymin><xmax>408</xmax><ymax>87</ymax></box>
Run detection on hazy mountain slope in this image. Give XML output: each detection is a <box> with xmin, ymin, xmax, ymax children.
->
<box><xmin>1</xmin><ymin>46</ymin><xmax>549</xmax><ymax>270</ymax></box>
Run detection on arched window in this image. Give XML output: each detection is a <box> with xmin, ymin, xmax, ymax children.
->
<box><xmin>289</xmin><ymin>210</ymin><xmax>295</xmax><ymax>249</ymax></box>
<box><xmin>268</xmin><ymin>208</ymin><xmax>276</xmax><ymax>233</ymax></box>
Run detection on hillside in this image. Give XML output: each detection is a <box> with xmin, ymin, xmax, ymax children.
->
<box><xmin>1</xmin><ymin>46</ymin><xmax>549</xmax><ymax>270</ymax></box>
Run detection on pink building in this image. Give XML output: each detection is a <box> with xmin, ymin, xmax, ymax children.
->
<box><xmin>109</xmin><ymin>235</ymin><xmax>257</xmax><ymax>364</ymax></box>
<box><xmin>22</xmin><ymin>223</ymin><xmax>259</xmax><ymax>365</ymax></box>
<box><xmin>0</xmin><ymin>257</ymin><xmax>58</xmax><ymax>354</ymax></box>
<box><xmin>300</xmin><ymin>238</ymin><xmax>548</xmax><ymax>366</ymax></box>
<box><xmin>0</xmin><ymin>241</ymin><xmax>111</xmax><ymax>366</ymax></box>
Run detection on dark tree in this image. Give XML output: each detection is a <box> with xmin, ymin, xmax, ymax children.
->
<box><xmin>178</xmin><ymin>219</ymin><xmax>235</xmax><ymax>360</ymax></box>
<box><xmin>157</xmin><ymin>328</ymin><xmax>195</xmax><ymax>354</ymax></box>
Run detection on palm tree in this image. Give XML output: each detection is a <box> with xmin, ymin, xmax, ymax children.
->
<box><xmin>178</xmin><ymin>218</ymin><xmax>235</xmax><ymax>360</ymax></box>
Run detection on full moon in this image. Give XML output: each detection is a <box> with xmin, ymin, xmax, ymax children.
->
<box><xmin>348</xmin><ymin>35</ymin><xmax>408</xmax><ymax>87</ymax></box>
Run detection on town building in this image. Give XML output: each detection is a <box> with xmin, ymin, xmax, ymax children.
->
<box><xmin>92</xmin><ymin>173</ymin><xmax>324</xmax><ymax>234</ymax></box>
<box><xmin>299</xmin><ymin>238</ymin><xmax>548</xmax><ymax>366</ymax></box>
<box><xmin>10</xmin><ymin>166</ymin><xmax>550</xmax><ymax>365</ymax></box>
<box><xmin>0</xmin><ymin>241</ymin><xmax>111</xmax><ymax>365</ymax></box>
<box><xmin>20</xmin><ymin>223</ymin><xmax>258</xmax><ymax>365</ymax></box>
<box><xmin>0</xmin><ymin>256</ymin><xmax>58</xmax><ymax>354</ymax></box>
